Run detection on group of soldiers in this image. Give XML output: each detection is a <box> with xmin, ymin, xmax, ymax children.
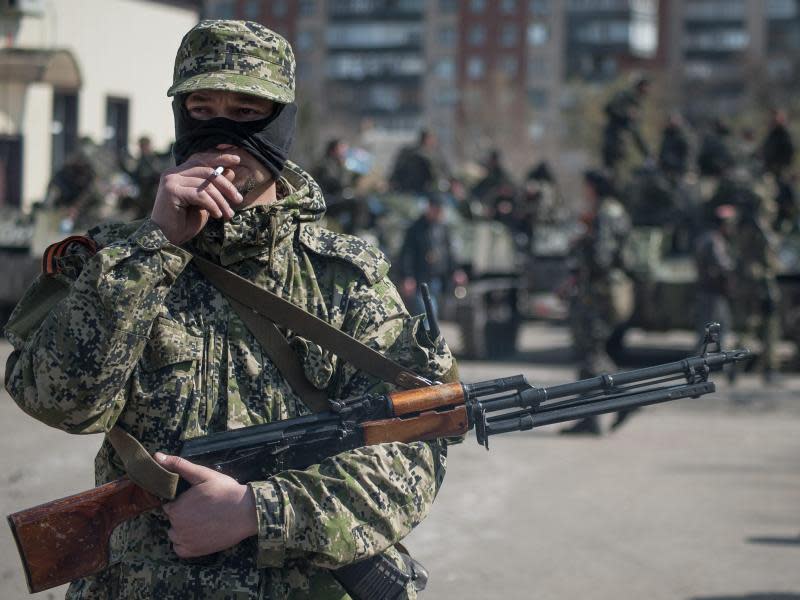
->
<box><xmin>569</xmin><ymin>75</ymin><xmax>796</xmax><ymax>425</ymax></box>
<box><xmin>311</xmin><ymin>128</ymin><xmax>566</xmax><ymax>327</ymax></box>
<box><xmin>44</xmin><ymin>135</ymin><xmax>172</xmax><ymax>231</ymax></box>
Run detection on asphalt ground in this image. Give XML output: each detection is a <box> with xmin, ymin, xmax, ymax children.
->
<box><xmin>1</xmin><ymin>323</ymin><xmax>799</xmax><ymax>600</ymax></box>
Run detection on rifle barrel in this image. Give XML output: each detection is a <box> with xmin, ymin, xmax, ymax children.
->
<box><xmin>485</xmin><ymin>382</ymin><xmax>715</xmax><ymax>436</ymax></box>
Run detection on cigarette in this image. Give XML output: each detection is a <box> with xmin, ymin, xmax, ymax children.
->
<box><xmin>212</xmin><ymin>166</ymin><xmax>224</xmax><ymax>177</ymax></box>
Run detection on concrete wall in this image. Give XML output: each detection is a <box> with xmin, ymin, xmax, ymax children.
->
<box><xmin>6</xmin><ymin>0</ymin><xmax>199</xmax><ymax>208</ymax></box>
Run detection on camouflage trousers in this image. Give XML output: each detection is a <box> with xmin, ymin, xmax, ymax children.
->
<box><xmin>736</xmin><ymin>281</ymin><xmax>781</xmax><ymax>372</ymax></box>
<box><xmin>569</xmin><ymin>293</ymin><xmax>619</xmax><ymax>378</ymax></box>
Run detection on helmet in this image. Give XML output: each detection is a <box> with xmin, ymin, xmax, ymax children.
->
<box><xmin>168</xmin><ymin>20</ymin><xmax>295</xmax><ymax>104</ymax></box>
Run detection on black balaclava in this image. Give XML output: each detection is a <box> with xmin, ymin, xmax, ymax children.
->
<box><xmin>171</xmin><ymin>98</ymin><xmax>297</xmax><ymax>181</ymax></box>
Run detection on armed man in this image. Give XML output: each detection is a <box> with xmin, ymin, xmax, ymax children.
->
<box><xmin>601</xmin><ymin>74</ymin><xmax>651</xmax><ymax>179</ymax></box>
<box><xmin>736</xmin><ymin>201</ymin><xmax>782</xmax><ymax>383</ymax></box>
<box><xmin>388</xmin><ymin>129</ymin><xmax>448</xmax><ymax>196</ymax></box>
<box><xmin>4</xmin><ymin>20</ymin><xmax>456</xmax><ymax>600</ymax></box>
<box><xmin>562</xmin><ymin>170</ymin><xmax>635</xmax><ymax>435</ymax></box>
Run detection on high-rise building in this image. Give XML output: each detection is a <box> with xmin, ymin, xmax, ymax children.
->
<box><xmin>565</xmin><ymin>0</ymin><xmax>659</xmax><ymax>81</ymax></box>
<box><xmin>203</xmin><ymin>0</ymin><xmax>662</xmax><ymax>172</ymax></box>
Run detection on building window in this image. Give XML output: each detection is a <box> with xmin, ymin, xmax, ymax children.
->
<box><xmin>297</xmin><ymin>60</ymin><xmax>312</xmax><ymax>82</ymax></box>
<box><xmin>499</xmin><ymin>55</ymin><xmax>519</xmax><ymax>77</ymax></box>
<box><xmin>470</xmin><ymin>0</ymin><xmax>486</xmax><ymax>13</ymax></box>
<box><xmin>206</xmin><ymin>0</ymin><xmax>235</xmax><ymax>19</ymax></box>
<box><xmin>439</xmin><ymin>25</ymin><xmax>457</xmax><ymax>48</ymax></box>
<box><xmin>296</xmin><ymin>30</ymin><xmax>314</xmax><ymax>52</ymax></box>
<box><xmin>272</xmin><ymin>0</ymin><xmax>288</xmax><ymax>17</ymax></box>
<box><xmin>244</xmin><ymin>0</ymin><xmax>260</xmax><ymax>20</ymax></box>
<box><xmin>767</xmin><ymin>0</ymin><xmax>798</xmax><ymax>18</ymax></box>
<box><xmin>527</xmin><ymin>56</ymin><xmax>549</xmax><ymax>78</ymax></box>
<box><xmin>527</xmin><ymin>23</ymin><xmax>549</xmax><ymax>46</ymax></box>
<box><xmin>501</xmin><ymin>0</ymin><xmax>517</xmax><ymax>13</ymax></box>
<box><xmin>469</xmin><ymin>24</ymin><xmax>487</xmax><ymax>46</ymax></box>
<box><xmin>0</xmin><ymin>136</ymin><xmax>23</xmax><ymax>208</ymax></box>
<box><xmin>529</xmin><ymin>0</ymin><xmax>549</xmax><ymax>16</ymax></box>
<box><xmin>435</xmin><ymin>57</ymin><xmax>456</xmax><ymax>81</ymax></box>
<box><xmin>51</xmin><ymin>91</ymin><xmax>79</xmax><ymax>174</ymax></box>
<box><xmin>501</xmin><ymin>24</ymin><xmax>519</xmax><ymax>47</ymax></box>
<box><xmin>440</xmin><ymin>0</ymin><xmax>458</xmax><ymax>12</ymax></box>
<box><xmin>299</xmin><ymin>0</ymin><xmax>316</xmax><ymax>17</ymax></box>
<box><xmin>105</xmin><ymin>97</ymin><xmax>129</xmax><ymax>157</ymax></box>
<box><xmin>685</xmin><ymin>0</ymin><xmax>746</xmax><ymax>20</ymax></box>
<box><xmin>467</xmin><ymin>56</ymin><xmax>485</xmax><ymax>79</ymax></box>
<box><xmin>528</xmin><ymin>88</ymin><xmax>549</xmax><ymax>109</ymax></box>
<box><xmin>327</xmin><ymin>23</ymin><xmax>422</xmax><ymax>49</ymax></box>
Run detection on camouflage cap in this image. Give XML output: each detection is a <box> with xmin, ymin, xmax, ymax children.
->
<box><xmin>168</xmin><ymin>20</ymin><xmax>295</xmax><ymax>104</ymax></box>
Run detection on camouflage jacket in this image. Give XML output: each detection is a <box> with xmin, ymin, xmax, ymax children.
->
<box><xmin>574</xmin><ymin>196</ymin><xmax>631</xmax><ymax>292</ymax></box>
<box><xmin>5</xmin><ymin>162</ymin><xmax>456</xmax><ymax>600</ymax></box>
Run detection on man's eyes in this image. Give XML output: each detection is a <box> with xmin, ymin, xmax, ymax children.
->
<box><xmin>237</xmin><ymin>107</ymin><xmax>266</xmax><ymax>117</ymax></box>
<box><xmin>186</xmin><ymin>104</ymin><xmax>267</xmax><ymax>119</ymax></box>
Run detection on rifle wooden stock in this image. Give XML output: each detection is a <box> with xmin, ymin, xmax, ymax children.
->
<box><xmin>362</xmin><ymin>405</ymin><xmax>469</xmax><ymax>444</ymax></box>
<box><xmin>388</xmin><ymin>382</ymin><xmax>464</xmax><ymax>417</ymax></box>
<box><xmin>7</xmin><ymin>477</ymin><xmax>161</xmax><ymax>593</ymax></box>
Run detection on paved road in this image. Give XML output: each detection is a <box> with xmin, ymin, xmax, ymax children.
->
<box><xmin>1</xmin><ymin>323</ymin><xmax>799</xmax><ymax>599</ymax></box>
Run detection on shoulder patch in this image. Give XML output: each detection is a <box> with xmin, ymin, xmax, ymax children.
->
<box><xmin>299</xmin><ymin>225</ymin><xmax>390</xmax><ymax>285</ymax></box>
<box><xmin>42</xmin><ymin>236</ymin><xmax>98</xmax><ymax>275</ymax></box>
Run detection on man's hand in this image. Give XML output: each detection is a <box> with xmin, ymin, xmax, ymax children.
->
<box><xmin>155</xmin><ymin>453</ymin><xmax>259</xmax><ymax>559</ymax></box>
<box><xmin>151</xmin><ymin>149</ymin><xmax>244</xmax><ymax>245</ymax></box>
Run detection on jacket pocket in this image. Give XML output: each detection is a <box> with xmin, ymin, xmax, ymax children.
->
<box><xmin>141</xmin><ymin>316</ymin><xmax>203</xmax><ymax>372</ymax></box>
<box><xmin>127</xmin><ymin>317</ymin><xmax>206</xmax><ymax>451</ymax></box>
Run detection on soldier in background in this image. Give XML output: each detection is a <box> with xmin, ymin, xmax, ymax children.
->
<box><xmin>520</xmin><ymin>161</ymin><xmax>560</xmax><ymax>251</ymax></box>
<box><xmin>658</xmin><ymin>112</ymin><xmax>691</xmax><ymax>179</ymax></box>
<box><xmin>471</xmin><ymin>149</ymin><xmax>517</xmax><ymax>227</ymax></box>
<box><xmin>562</xmin><ymin>170</ymin><xmax>634</xmax><ymax>435</ymax></box>
<box><xmin>601</xmin><ymin>75</ymin><xmax>651</xmax><ymax>178</ymax></box>
<box><xmin>697</xmin><ymin>118</ymin><xmax>735</xmax><ymax>178</ymax></box>
<box><xmin>311</xmin><ymin>138</ymin><xmax>353</xmax><ymax>202</ymax></box>
<box><xmin>761</xmin><ymin>108</ymin><xmax>795</xmax><ymax>178</ymax></box>
<box><xmin>760</xmin><ymin>109</ymin><xmax>797</xmax><ymax>233</ymax></box>
<box><xmin>773</xmin><ymin>173</ymin><xmax>798</xmax><ymax>233</ymax></box>
<box><xmin>389</xmin><ymin>129</ymin><xmax>448</xmax><ymax>195</ymax></box>
<box><xmin>45</xmin><ymin>138</ymin><xmax>104</xmax><ymax>231</ymax></box>
<box><xmin>128</xmin><ymin>136</ymin><xmax>168</xmax><ymax>219</ymax></box>
<box><xmin>736</xmin><ymin>203</ymin><xmax>782</xmax><ymax>382</ymax></box>
<box><xmin>694</xmin><ymin>204</ymin><xmax>736</xmax><ymax>358</ymax></box>
<box><xmin>397</xmin><ymin>193</ymin><xmax>465</xmax><ymax>325</ymax></box>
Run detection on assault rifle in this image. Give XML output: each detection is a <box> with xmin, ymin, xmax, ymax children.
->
<box><xmin>8</xmin><ymin>328</ymin><xmax>748</xmax><ymax>599</ymax></box>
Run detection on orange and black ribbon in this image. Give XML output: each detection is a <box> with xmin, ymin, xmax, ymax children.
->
<box><xmin>42</xmin><ymin>236</ymin><xmax>98</xmax><ymax>275</ymax></box>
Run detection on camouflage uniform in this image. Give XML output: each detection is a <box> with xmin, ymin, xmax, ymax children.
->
<box><xmin>601</xmin><ymin>87</ymin><xmax>649</xmax><ymax>176</ymax></box>
<box><xmin>736</xmin><ymin>211</ymin><xmax>782</xmax><ymax>375</ymax></box>
<box><xmin>569</xmin><ymin>196</ymin><xmax>633</xmax><ymax>379</ymax></box>
<box><xmin>694</xmin><ymin>226</ymin><xmax>735</xmax><ymax>350</ymax></box>
<box><xmin>5</xmin><ymin>20</ymin><xmax>456</xmax><ymax>600</ymax></box>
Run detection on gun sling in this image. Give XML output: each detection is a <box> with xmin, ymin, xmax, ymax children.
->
<box><xmin>107</xmin><ymin>252</ymin><xmax>431</xmax><ymax>599</ymax></box>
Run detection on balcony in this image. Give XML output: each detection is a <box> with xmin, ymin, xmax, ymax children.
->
<box><xmin>328</xmin><ymin>0</ymin><xmax>423</xmax><ymax>20</ymax></box>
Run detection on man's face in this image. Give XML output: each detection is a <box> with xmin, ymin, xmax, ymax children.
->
<box><xmin>184</xmin><ymin>90</ymin><xmax>276</xmax><ymax>196</ymax></box>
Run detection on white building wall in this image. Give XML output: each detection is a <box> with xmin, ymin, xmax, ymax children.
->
<box><xmin>21</xmin><ymin>83</ymin><xmax>53</xmax><ymax>207</ymax></box>
<box><xmin>9</xmin><ymin>0</ymin><xmax>199</xmax><ymax>208</ymax></box>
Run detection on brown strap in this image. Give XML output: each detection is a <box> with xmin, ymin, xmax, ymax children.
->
<box><xmin>191</xmin><ymin>254</ymin><xmax>431</xmax><ymax>391</ymax></box>
<box><xmin>228</xmin><ymin>297</ymin><xmax>330</xmax><ymax>413</ymax></box>
<box><xmin>106</xmin><ymin>426</ymin><xmax>179</xmax><ymax>500</ymax></box>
